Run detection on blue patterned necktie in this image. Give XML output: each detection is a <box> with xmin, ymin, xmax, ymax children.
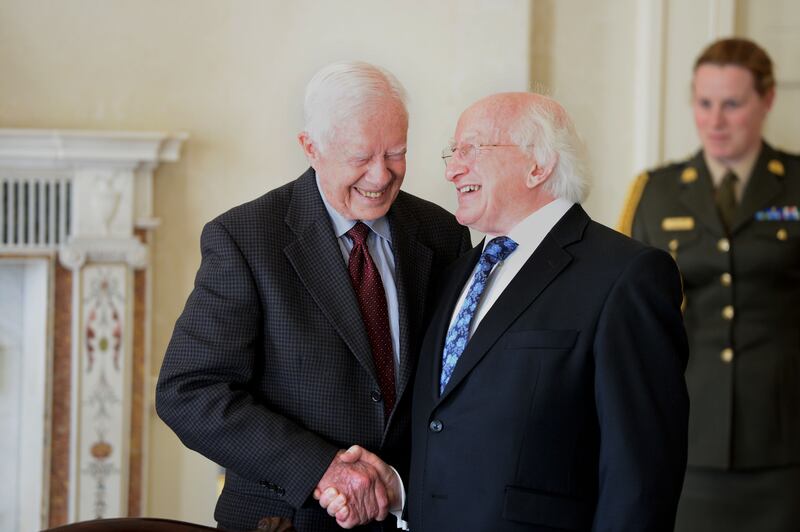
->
<box><xmin>440</xmin><ymin>236</ymin><xmax>518</xmax><ymax>394</ymax></box>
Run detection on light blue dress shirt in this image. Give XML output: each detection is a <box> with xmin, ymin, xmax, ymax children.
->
<box><xmin>315</xmin><ymin>176</ymin><xmax>401</xmax><ymax>384</ymax></box>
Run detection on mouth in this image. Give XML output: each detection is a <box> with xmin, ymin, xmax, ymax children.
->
<box><xmin>458</xmin><ymin>184</ymin><xmax>481</xmax><ymax>194</ymax></box>
<box><xmin>354</xmin><ymin>187</ymin><xmax>386</xmax><ymax>199</ymax></box>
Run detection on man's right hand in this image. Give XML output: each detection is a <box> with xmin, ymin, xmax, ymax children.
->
<box><xmin>315</xmin><ymin>448</ymin><xmax>390</xmax><ymax>528</ymax></box>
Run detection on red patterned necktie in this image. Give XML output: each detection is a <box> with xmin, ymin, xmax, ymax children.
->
<box><xmin>346</xmin><ymin>222</ymin><xmax>396</xmax><ymax>419</ymax></box>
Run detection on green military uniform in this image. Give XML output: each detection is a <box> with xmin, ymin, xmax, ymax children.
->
<box><xmin>620</xmin><ymin>141</ymin><xmax>800</xmax><ymax>531</ymax></box>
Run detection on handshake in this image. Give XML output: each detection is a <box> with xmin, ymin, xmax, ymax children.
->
<box><xmin>314</xmin><ymin>445</ymin><xmax>402</xmax><ymax>529</ymax></box>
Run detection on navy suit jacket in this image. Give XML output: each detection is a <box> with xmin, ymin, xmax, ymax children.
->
<box><xmin>408</xmin><ymin>205</ymin><xmax>689</xmax><ymax>531</ymax></box>
<box><xmin>156</xmin><ymin>169</ymin><xmax>471</xmax><ymax>531</ymax></box>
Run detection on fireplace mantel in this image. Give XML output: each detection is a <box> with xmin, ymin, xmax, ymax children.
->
<box><xmin>0</xmin><ymin>129</ymin><xmax>188</xmax><ymax>267</ymax></box>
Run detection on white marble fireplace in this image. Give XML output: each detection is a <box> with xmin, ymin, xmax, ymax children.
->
<box><xmin>0</xmin><ymin>129</ymin><xmax>186</xmax><ymax>530</ymax></box>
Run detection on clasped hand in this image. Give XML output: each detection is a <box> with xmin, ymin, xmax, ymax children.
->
<box><xmin>314</xmin><ymin>445</ymin><xmax>400</xmax><ymax>529</ymax></box>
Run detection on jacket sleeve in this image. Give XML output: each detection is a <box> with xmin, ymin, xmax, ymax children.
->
<box><xmin>592</xmin><ymin>247</ymin><xmax>689</xmax><ymax>531</ymax></box>
<box><xmin>155</xmin><ymin>220</ymin><xmax>339</xmax><ymax>509</ymax></box>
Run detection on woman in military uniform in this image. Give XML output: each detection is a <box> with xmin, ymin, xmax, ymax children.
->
<box><xmin>620</xmin><ymin>38</ymin><xmax>800</xmax><ymax>531</ymax></box>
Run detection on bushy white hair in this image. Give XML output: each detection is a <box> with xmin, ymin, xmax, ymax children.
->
<box><xmin>303</xmin><ymin>61</ymin><xmax>408</xmax><ymax>150</ymax></box>
<box><xmin>509</xmin><ymin>97</ymin><xmax>590</xmax><ymax>203</ymax></box>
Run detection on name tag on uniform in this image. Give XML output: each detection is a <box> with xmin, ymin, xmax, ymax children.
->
<box><xmin>661</xmin><ymin>216</ymin><xmax>695</xmax><ymax>231</ymax></box>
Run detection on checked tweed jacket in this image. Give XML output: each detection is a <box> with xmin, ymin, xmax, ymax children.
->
<box><xmin>156</xmin><ymin>168</ymin><xmax>471</xmax><ymax>531</ymax></box>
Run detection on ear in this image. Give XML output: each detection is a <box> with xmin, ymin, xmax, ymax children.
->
<box><xmin>298</xmin><ymin>132</ymin><xmax>320</xmax><ymax>163</ymax></box>
<box><xmin>763</xmin><ymin>87</ymin><xmax>776</xmax><ymax>111</ymax></box>
<box><xmin>526</xmin><ymin>154</ymin><xmax>558</xmax><ymax>189</ymax></box>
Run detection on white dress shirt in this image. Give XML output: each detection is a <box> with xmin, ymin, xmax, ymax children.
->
<box><xmin>447</xmin><ymin>197</ymin><xmax>575</xmax><ymax>337</ymax></box>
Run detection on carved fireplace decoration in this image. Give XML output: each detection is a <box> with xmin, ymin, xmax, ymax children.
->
<box><xmin>0</xmin><ymin>129</ymin><xmax>187</xmax><ymax>529</ymax></box>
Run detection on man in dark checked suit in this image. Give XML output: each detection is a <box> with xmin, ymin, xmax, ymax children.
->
<box><xmin>325</xmin><ymin>92</ymin><xmax>690</xmax><ymax>531</ymax></box>
<box><xmin>155</xmin><ymin>61</ymin><xmax>470</xmax><ymax>531</ymax></box>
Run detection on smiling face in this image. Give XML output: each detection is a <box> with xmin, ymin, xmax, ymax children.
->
<box><xmin>445</xmin><ymin>95</ymin><xmax>552</xmax><ymax>235</ymax></box>
<box><xmin>300</xmin><ymin>98</ymin><xmax>408</xmax><ymax>221</ymax></box>
<box><xmin>692</xmin><ymin>64</ymin><xmax>774</xmax><ymax>165</ymax></box>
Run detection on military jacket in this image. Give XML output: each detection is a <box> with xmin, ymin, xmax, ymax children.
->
<box><xmin>620</xmin><ymin>141</ymin><xmax>800</xmax><ymax>470</ymax></box>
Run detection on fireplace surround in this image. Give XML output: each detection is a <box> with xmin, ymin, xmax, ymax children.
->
<box><xmin>0</xmin><ymin>129</ymin><xmax>186</xmax><ymax>528</ymax></box>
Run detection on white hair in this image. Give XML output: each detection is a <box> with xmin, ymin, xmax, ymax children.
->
<box><xmin>303</xmin><ymin>60</ymin><xmax>408</xmax><ymax>150</ymax></box>
<box><xmin>510</xmin><ymin>97</ymin><xmax>590</xmax><ymax>203</ymax></box>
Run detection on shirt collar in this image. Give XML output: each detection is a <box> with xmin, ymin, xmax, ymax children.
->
<box><xmin>704</xmin><ymin>145</ymin><xmax>761</xmax><ymax>187</ymax></box>
<box><xmin>315</xmin><ymin>173</ymin><xmax>392</xmax><ymax>243</ymax></box>
<box><xmin>484</xmin><ymin>197</ymin><xmax>575</xmax><ymax>251</ymax></box>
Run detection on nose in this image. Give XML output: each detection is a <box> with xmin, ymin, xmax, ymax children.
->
<box><xmin>445</xmin><ymin>158</ymin><xmax>467</xmax><ymax>182</ymax></box>
<box><xmin>710</xmin><ymin>105</ymin><xmax>725</xmax><ymax>128</ymax></box>
<box><xmin>364</xmin><ymin>157</ymin><xmax>392</xmax><ymax>186</ymax></box>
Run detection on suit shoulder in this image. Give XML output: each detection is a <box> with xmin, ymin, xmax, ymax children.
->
<box><xmin>587</xmin><ymin>220</ymin><xmax>672</xmax><ymax>264</ymax></box>
<box><xmin>210</xmin><ymin>178</ymin><xmax>296</xmax><ymax>233</ymax></box>
<box><xmin>393</xmin><ymin>191</ymin><xmax>465</xmax><ymax>238</ymax></box>
<box><xmin>770</xmin><ymin>145</ymin><xmax>800</xmax><ymax>175</ymax></box>
<box><xmin>393</xmin><ymin>190</ymin><xmax>459</xmax><ymax>225</ymax></box>
<box><xmin>644</xmin><ymin>157</ymin><xmax>696</xmax><ymax>188</ymax></box>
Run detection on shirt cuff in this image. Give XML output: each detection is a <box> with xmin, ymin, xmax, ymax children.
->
<box><xmin>388</xmin><ymin>465</ymin><xmax>408</xmax><ymax>530</ymax></box>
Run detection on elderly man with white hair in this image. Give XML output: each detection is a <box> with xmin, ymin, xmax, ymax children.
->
<box><xmin>156</xmin><ymin>61</ymin><xmax>470</xmax><ymax>531</ymax></box>
<box><xmin>329</xmin><ymin>92</ymin><xmax>691</xmax><ymax>531</ymax></box>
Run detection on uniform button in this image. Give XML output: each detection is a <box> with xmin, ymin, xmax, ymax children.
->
<box><xmin>717</xmin><ymin>238</ymin><xmax>730</xmax><ymax>252</ymax></box>
<box><xmin>721</xmin><ymin>348</ymin><xmax>734</xmax><ymax>363</ymax></box>
<box><xmin>668</xmin><ymin>239</ymin><xmax>679</xmax><ymax>252</ymax></box>
<box><xmin>720</xmin><ymin>272</ymin><xmax>732</xmax><ymax>286</ymax></box>
<box><xmin>370</xmin><ymin>390</ymin><xmax>382</xmax><ymax>402</ymax></box>
<box><xmin>429</xmin><ymin>419</ymin><xmax>443</xmax><ymax>432</ymax></box>
<box><xmin>777</xmin><ymin>228</ymin><xmax>788</xmax><ymax>241</ymax></box>
<box><xmin>722</xmin><ymin>305</ymin><xmax>734</xmax><ymax>320</ymax></box>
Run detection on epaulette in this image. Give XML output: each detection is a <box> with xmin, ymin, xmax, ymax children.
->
<box><xmin>617</xmin><ymin>171</ymin><xmax>649</xmax><ymax>236</ymax></box>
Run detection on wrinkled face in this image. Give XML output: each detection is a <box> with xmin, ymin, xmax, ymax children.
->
<box><xmin>303</xmin><ymin>100</ymin><xmax>407</xmax><ymax>221</ymax></box>
<box><xmin>445</xmin><ymin>105</ymin><xmax>537</xmax><ymax>235</ymax></box>
<box><xmin>692</xmin><ymin>64</ymin><xmax>774</xmax><ymax>165</ymax></box>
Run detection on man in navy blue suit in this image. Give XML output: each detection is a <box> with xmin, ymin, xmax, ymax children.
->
<box><xmin>329</xmin><ymin>92</ymin><xmax>689</xmax><ymax>531</ymax></box>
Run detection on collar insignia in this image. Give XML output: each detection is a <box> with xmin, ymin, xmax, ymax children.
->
<box><xmin>680</xmin><ymin>167</ymin><xmax>698</xmax><ymax>184</ymax></box>
<box><xmin>768</xmin><ymin>159</ymin><xmax>785</xmax><ymax>176</ymax></box>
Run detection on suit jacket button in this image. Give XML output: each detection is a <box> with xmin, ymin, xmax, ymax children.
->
<box><xmin>429</xmin><ymin>419</ymin><xmax>443</xmax><ymax>432</ymax></box>
<box><xmin>371</xmin><ymin>390</ymin><xmax>382</xmax><ymax>402</ymax></box>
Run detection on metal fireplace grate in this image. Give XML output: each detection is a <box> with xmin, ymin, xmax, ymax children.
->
<box><xmin>0</xmin><ymin>177</ymin><xmax>72</xmax><ymax>251</ymax></box>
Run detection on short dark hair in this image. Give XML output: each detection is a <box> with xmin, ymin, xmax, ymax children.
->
<box><xmin>694</xmin><ymin>38</ymin><xmax>775</xmax><ymax>96</ymax></box>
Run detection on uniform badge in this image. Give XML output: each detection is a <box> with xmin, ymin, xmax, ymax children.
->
<box><xmin>680</xmin><ymin>167</ymin><xmax>698</xmax><ymax>184</ymax></box>
<box><xmin>755</xmin><ymin>206</ymin><xmax>800</xmax><ymax>221</ymax></box>
<box><xmin>662</xmin><ymin>216</ymin><xmax>695</xmax><ymax>231</ymax></box>
<box><xmin>768</xmin><ymin>159</ymin><xmax>785</xmax><ymax>176</ymax></box>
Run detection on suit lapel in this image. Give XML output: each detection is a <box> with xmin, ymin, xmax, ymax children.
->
<box><xmin>283</xmin><ymin>169</ymin><xmax>377</xmax><ymax>381</ymax></box>
<box><xmin>387</xmin><ymin>195</ymin><xmax>435</xmax><ymax>405</ymax></box>
<box><xmin>436</xmin><ymin>205</ymin><xmax>586</xmax><ymax>405</ymax></box>
<box><xmin>731</xmin><ymin>143</ymin><xmax>785</xmax><ymax>234</ymax></box>
<box><xmin>678</xmin><ymin>152</ymin><xmax>726</xmax><ymax>236</ymax></box>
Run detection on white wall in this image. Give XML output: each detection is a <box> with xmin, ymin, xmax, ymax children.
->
<box><xmin>528</xmin><ymin>0</ymin><xmax>638</xmax><ymax>226</ymax></box>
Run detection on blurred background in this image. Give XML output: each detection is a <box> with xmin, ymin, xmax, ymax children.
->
<box><xmin>0</xmin><ymin>0</ymin><xmax>798</xmax><ymax>528</ymax></box>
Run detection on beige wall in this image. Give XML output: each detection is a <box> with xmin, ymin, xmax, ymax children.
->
<box><xmin>3</xmin><ymin>0</ymin><xmax>797</xmax><ymax>526</ymax></box>
<box><xmin>529</xmin><ymin>0</ymin><xmax>638</xmax><ymax>227</ymax></box>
